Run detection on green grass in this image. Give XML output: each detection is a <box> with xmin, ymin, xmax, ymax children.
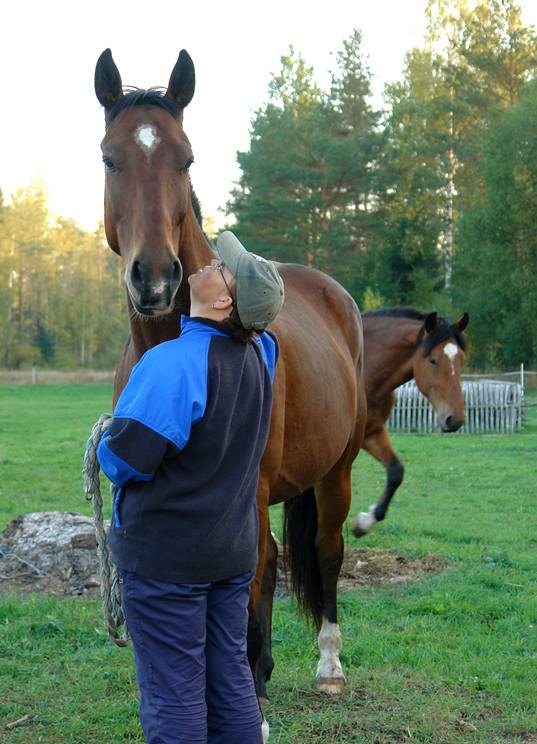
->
<box><xmin>0</xmin><ymin>385</ymin><xmax>113</xmax><ymax>527</ymax></box>
<box><xmin>1</xmin><ymin>385</ymin><xmax>536</xmax><ymax>742</ymax></box>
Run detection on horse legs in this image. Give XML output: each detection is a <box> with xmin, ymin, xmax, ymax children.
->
<box><xmin>351</xmin><ymin>425</ymin><xmax>404</xmax><ymax>537</ymax></box>
<box><xmin>313</xmin><ymin>464</ymin><xmax>353</xmax><ymax>694</ymax></box>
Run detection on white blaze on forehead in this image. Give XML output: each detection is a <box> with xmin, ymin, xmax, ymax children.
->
<box><xmin>444</xmin><ymin>342</ymin><xmax>459</xmax><ymax>375</ymax></box>
<box><xmin>136</xmin><ymin>124</ymin><xmax>160</xmax><ymax>153</ymax></box>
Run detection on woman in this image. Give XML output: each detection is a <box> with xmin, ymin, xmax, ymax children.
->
<box><xmin>97</xmin><ymin>231</ymin><xmax>284</xmax><ymax>744</ymax></box>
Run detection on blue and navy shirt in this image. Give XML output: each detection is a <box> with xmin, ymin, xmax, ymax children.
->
<box><xmin>97</xmin><ymin>315</ymin><xmax>277</xmax><ymax>584</ymax></box>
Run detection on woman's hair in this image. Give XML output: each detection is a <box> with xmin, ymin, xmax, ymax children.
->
<box><xmin>222</xmin><ymin>305</ymin><xmax>255</xmax><ymax>345</ymax></box>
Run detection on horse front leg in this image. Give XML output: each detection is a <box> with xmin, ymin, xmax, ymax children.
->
<box><xmin>351</xmin><ymin>425</ymin><xmax>404</xmax><ymax>537</ymax></box>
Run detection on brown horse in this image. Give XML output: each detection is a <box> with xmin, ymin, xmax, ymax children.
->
<box><xmin>94</xmin><ymin>49</ymin><xmax>367</xmax><ymax>702</ymax></box>
<box><xmin>350</xmin><ymin>308</ymin><xmax>469</xmax><ymax>537</ymax></box>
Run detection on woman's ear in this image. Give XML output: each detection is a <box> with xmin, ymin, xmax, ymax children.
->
<box><xmin>212</xmin><ymin>296</ymin><xmax>233</xmax><ymax>311</ymax></box>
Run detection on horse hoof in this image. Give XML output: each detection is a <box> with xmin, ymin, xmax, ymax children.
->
<box><xmin>258</xmin><ymin>696</ymin><xmax>269</xmax><ymax>710</ymax></box>
<box><xmin>350</xmin><ymin>517</ymin><xmax>367</xmax><ymax>538</ymax></box>
<box><xmin>316</xmin><ymin>676</ymin><xmax>346</xmax><ymax>694</ymax></box>
<box><xmin>351</xmin><ymin>507</ymin><xmax>377</xmax><ymax>538</ymax></box>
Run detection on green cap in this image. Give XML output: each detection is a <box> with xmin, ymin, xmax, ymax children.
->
<box><xmin>216</xmin><ymin>231</ymin><xmax>285</xmax><ymax>331</ymax></box>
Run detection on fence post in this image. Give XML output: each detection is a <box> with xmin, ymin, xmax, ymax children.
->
<box><xmin>520</xmin><ymin>363</ymin><xmax>524</xmax><ymax>393</ymax></box>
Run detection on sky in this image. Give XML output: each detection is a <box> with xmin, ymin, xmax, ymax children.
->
<box><xmin>2</xmin><ymin>0</ymin><xmax>537</xmax><ymax>232</ymax></box>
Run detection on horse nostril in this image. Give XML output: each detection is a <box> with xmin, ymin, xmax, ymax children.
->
<box><xmin>171</xmin><ymin>259</ymin><xmax>181</xmax><ymax>283</ymax></box>
<box><xmin>443</xmin><ymin>415</ymin><xmax>463</xmax><ymax>432</ymax></box>
<box><xmin>131</xmin><ymin>260</ymin><xmax>144</xmax><ymax>289</ymax></box>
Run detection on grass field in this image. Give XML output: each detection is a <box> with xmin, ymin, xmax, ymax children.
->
<box><xmin>0</xmin><ymin>384</ymin><xmax>536</xmax><ymax>743</ymax></box>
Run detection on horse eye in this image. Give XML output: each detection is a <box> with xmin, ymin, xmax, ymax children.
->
<box><xmin>429</xmin><ymin>357</ymin><xmax>438</xmax><ymax>366</ymax></box>
<box><xmin>181</xmin><ymin>158</ymin><xmax>194</xmax><ymax>173</ymax></box>
<box><xmin>102</xmin><ymin>156</ymin><xmax>116</xmax><ymax>170</ymax></box>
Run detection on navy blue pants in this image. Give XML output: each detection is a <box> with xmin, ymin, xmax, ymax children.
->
<box><xmin>119</xmin><ymin>569</ymin><xmax>263</xmax><ymax>744</ymax></box>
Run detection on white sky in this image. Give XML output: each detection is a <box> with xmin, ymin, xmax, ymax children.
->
<box><xmin>2</xmin><ymin>0</ymin><xmax>537</xmax><ymax>231</ymax></box>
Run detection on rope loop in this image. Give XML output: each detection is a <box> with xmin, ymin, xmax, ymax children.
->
<box><xmin>82</xmin><ymin>413</ymin><xmax>129</xmax><ymax>647</ymax></box>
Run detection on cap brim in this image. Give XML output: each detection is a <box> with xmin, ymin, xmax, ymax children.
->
<box><xmin>216</xmin><ymin>231</ymin><xmax>247</xmax><ymax>278</ymax></box>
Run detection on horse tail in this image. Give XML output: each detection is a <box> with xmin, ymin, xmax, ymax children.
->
<box><xmin>283</xmin><ymin>488</ymin><xmax>323</xmax><ymax>629</ymax></box>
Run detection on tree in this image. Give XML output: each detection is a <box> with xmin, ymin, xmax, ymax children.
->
<box><xmin>427</xmin><ymin>0</ymin><xmax>537</xmax><ymax>293</ymax></box>
<box><xmin>326</xmin><ymin>29</ymin><xmax>383</xmax><ymax>297</ymax></box>
<box><xmin>35</xmin><ymin>321</ymin><xmax>56</xmax><ymax>364</ymax></box>
<box><xmin>369</xmin><ymin>49</ymin><xmax>445</xmax><ymax>307</ymax></box>
<box><xmin>0</xmin><ymin>185</ymin><xmax>128</xmax><ymax>369</ymax></box>
<box><xmin>369</xmin><ymin>0</ymin><xmax>537</xmax><ymax>309</ymax></box>
<box><xmin>229</xmin><ymin>48</ymin><xmax>326</xmax><ymax>265</ymax></box>
<box><xmin>454</xmin><ymin>80</ymin><xmax>537</xmax><ymax>366</ymax></box>
<box><xmin>0</xmin><ymin>182</ymin><xmax>50</xmax><ymax>367</ymax></box>
<box><xmin>228</xmin><ymin>33</ymin><xmax>381</xmax><ymax>298</ymax></box>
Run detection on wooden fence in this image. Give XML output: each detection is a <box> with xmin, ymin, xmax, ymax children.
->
<box><xmin>388</xmin><ymin>379</ymin><xmax>524</xmax><ymax>434</ymax></box>
<box><xmin>0</xmin><ymin>369</ymin><xmax>115</xmax><ymax>384</ymax></box>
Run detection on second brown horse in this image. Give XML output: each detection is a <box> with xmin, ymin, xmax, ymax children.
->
<box><xmin>351</xmin><ymin>307</ymin><xmax>469</xmax><ymax>537</ymax></box>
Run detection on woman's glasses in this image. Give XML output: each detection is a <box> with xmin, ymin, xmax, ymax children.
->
<box><xmin>211</xmin><ymin>261</ymin><xmax>235</xmax><ymax>302</ymax></box>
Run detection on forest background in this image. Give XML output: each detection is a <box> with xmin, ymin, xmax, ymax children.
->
<box><xmin>1</xmin><ymin>0</ymin><xmax>536</xmax><ymax>371</ymax></box>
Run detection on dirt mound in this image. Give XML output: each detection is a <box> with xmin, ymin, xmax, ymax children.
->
<box><xmin>0</xmin><ymin>512</ymin><xmax>102</xmax><ymax>597</ymax></box>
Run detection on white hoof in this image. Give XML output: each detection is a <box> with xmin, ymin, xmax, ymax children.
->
<box><xmin>261</xmin><ymin>717</ymin><xmax>270</xmax><ymax>742</ymax></box>
<box><xmin>316</xmin><ymin>619</ymin><xmax>346</xmax><ymax>695</ymax></box>
<box><xmin>316</xmin><ymin>675</ymin><xmax>347</xmax><ymax>694</ymax></box>
<box><xmin>351</xmin><ymin>505</ymin><xmax>377</xmax><ymax>536</ymax></box>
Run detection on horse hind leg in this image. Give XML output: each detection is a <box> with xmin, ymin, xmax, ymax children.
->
<box><xmin>351</xmin><ymin>426</ymin><xmax>404</xmax><ymax>538</ymax></box>
<box><xmin>313</xmin><ymin>464</ymin><xmax>354</xmax><ymax>694</ymax></box>
<box><xmin>282</xmin><ymin>439</ymin><xmax>360</xmax><ymax>695</ymax></box>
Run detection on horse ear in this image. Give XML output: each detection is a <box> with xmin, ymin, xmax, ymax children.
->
<box><xmin>166</xmin><ymin>50</ymin><xmax>195</xmax><ymax>109</ymax></box>
<box><xmin>424</xmin><ymin>312</ymin><xmax>437</xmax><ymax>334</ymax></box>
<box><xmin>95</xmin><ymin>49</ymin><xmax>123</xmax><ymax>110</ymax></box>
<box><xmin>454</xmin><ymin>312</ymin><xmax>469</xmax><ymax>332</ymax></box>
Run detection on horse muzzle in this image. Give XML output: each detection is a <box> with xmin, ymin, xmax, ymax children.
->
<box><xmin>439</xmin><ymin>413</ymin><xmax>465</xmax><ymax>433</ymax></box>
<box><xmin>126</xmin><ymin>257</ymin><xmax>182</xmax><ymax>317</ymax></box>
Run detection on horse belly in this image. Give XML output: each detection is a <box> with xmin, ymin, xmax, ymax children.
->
<box><xmin>269</xmin><ymin>364</ymin><xmax>358</xmax><ymax>504</ymax></box>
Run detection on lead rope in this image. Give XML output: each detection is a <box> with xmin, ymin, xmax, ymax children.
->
<box><xmin>82</xmin><ymin>413</ymin><xmax>129</xmax><ymax>647</ymax></box>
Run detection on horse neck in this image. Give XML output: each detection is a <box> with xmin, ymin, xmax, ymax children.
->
<box><xmin>364</xmin><ymin>317</ymin><xmax>421</xmax><ymax>400</ymax></box>
<box><xmin>128</xmin><ymin>208</ymin><xmax>215</xmax><ymax>357</ymax></box>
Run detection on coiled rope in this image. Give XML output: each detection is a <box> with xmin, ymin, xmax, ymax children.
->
<box><xmin>82</xmin><ymin>413</ymin><xmax>129</xmax><ymax>647</ymax></box>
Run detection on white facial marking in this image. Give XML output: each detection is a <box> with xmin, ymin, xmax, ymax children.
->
<box><xmin>136</xmin><ymin>124</ymin><xmax>160</xmax><ymax>154</ymax></box>
<box><xmin>316</xmin><ymin>618</ymin><xmax>345</xmax><ymax>686</ymax></box>
<box><xmin>443</xmin><ymin>342</ymin><xmax>459</xmax><ymax>376</ymax></box>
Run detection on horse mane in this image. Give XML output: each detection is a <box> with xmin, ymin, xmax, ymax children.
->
<box><xmin>190</xmin><ymin>186</ymin><xmax>203</xmax><ymax>228</ymax></box>
<box><xmin>364</xmin><ymin>306</ymin><xmax>428</xmax><ymax>322</ymax></box>
<box><xmin>364</xmin><ymin>306</ymin><xmax>466</xmax><ymax>354</ymax></box>
<box><xmin>106</xmin><ymin>87</ymin><xmax>183</xmax><ymax>123</ymax></box>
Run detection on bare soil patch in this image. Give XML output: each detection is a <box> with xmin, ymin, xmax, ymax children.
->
<box><xmin>276</xmin><ymin>546</ymin><xmax>446</xmax><ymax>597</ymax></box>
<box><xmin>0</xmin><ymin>513</ymin><xmax>446</xmax><ymax>597</ymax></box>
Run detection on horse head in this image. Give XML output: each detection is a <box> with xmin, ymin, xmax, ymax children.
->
<box><xmin>95</xmin><ymin>49</ymin><xmax>202</xmax><ymax>318</ymax></box>
<box><xmin>412</xmin><ymin>312</ymin><xmax>469</xmax><ymax>432</ymax></box>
